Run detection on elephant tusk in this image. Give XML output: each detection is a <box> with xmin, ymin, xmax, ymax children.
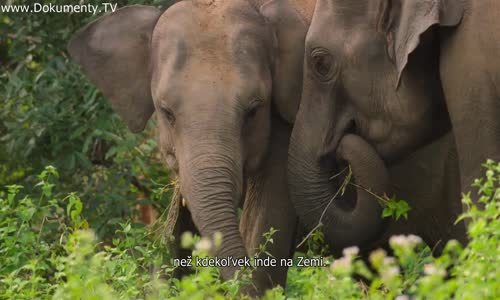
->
<box><xmin>182</xmin><ymin>197</ymin><xmax>187</xmax><ymax>207</ymax></box>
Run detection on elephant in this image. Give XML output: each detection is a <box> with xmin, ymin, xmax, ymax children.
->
<box><xmin>68</xmin><ymin>0</ymin><xmax>316</xmax><ymax>294</ymax></box>
<box><xmin>374</xmin><ymin>132</ymin><xmax>467</xmax><ymax>251</ymax></box>
<box><xmin>288</xmin><ymin>0</ymin><xmax>500</xmax><ymax>253</ymax></box>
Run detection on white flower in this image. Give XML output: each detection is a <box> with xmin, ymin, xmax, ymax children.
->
<box><xmin>381</xmin><ymin>266</ymin><xmax>400</xmax><ymax>281</ymax></box>
<box><xmin>407</xmin><ymin>234</ymin><xmax>423</xmax><ymax>246</ymax></box>
<box><xmin>424</xmin><ymin>264</ymin><xmax>446</xmax><ymax>276</ymax></box>
<box><xmin>389</xmin><ymin>235</ymin><xmax>407</xmax><ymax>247</ymax></box>
<box><xmin>383</xmin><ymin>257</ymin><xmax>396</xmax><ymax>266</ymax></box>
<box><xmin>330</xmin><ymin>256</ymin><xmax>352</xmax><ymax>272</ymax></box>
<box><xmin>386</xmin><ymin>266</ymin><xmax>400</xmax><ymax>276</ymax></box>
<box><xmin>342</xmin><ymin>246</ymin><xmax>359</xmax><ymax>259</ymax></box>
<box><xmin>195</xmin><ymin>237</ymin><xmax>213</xmax><ymax>253</ymax></box>
<box><xmin>389</xmin><ymin>234</ymin><xmax>423</xmax><ymax>248</ymax></box>
<box><xmin>395</xmin><ymin>295</ymin><xmax>410</xmax><ymax>300</ymax></box>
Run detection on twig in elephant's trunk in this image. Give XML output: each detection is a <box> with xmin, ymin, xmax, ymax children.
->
<box><xmin>296</xmin><ymin>166</ymin><xmax>351</xmax><ymax>249</ymax></box>
<box><xmin>329</xmin><ymin>166</ymin><xmax>349</xmax><ymax>180</ymax></box>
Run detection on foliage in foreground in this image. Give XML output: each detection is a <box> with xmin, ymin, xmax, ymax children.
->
<box><xmin>1</xmin><ymin>0</ymin><xmax>176</xmax><ymax>240</ymax></box>
<box><xmin>1</xmin><ymin>161</ymin><xmax>499</xmax><ymax>299</ymax></box>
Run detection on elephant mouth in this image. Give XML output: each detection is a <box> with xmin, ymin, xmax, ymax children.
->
<box><xmin>328</xmin><ymin>159</ymin><xmax>358</xmax><ymax>212</ymax></box>
<box><xmin>165</xmin><ymin>153</ymin><xmax>179</xmax><ymax>174</ymax></box>
<box><xmin>290</xmin><ymin>133</ymin><xmax>389</xmax><ymax>251</ymax></box>
<box><xmin>335</xmin><ymin>133</ymin><xmax>390</xmax><ymax>200</ymax></box>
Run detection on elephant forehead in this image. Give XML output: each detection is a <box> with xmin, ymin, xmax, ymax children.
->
<box><xmin>318</xmin><ymin>0</ymin><xmax>383</xmax><ymax>21</ymax></box>
<box><xmin>151</xmin><ymin>59</ymin><xmax>241</xmax><ymax>106</ymax></box>
<box><xmin>152</xmin><ymin>0</ymin><xmax>268</xmax><ymax>74</ymax></box>
<box><xmin>290</xmin><ymin>0</ymin><xmax>316</xmax><ymax>21</ymax></box>
<box><xmin>153</xmin><ymin>4</ymin><xmax>231</xmax><ymax>61</ymax></box>
<box><xmin>309</xmin><ymin>0</ymin><xmax>388</xmax><ymax>37</ymax></box>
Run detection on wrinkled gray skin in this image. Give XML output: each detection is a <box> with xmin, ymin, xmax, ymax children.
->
<box><xmin>289</xmin><ymin>0</ymin><xmax>500</xmax><ymax>252</ymax></box>
<box><xmin>379</xmin><ymin>133</ymin><xmax>466</xmax><ymax>249</ymax></box>
<box><xmin>68</xmin><ymin>0</ymin><xmax>315</xmax><ymax>294</ymax></box>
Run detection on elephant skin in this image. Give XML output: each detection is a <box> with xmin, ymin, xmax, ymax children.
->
<box><xmin>288</xmin><ymin>0</ymin><xmax>500</xmax><ymax>252</ymax></box>
<box><xmin>373</xmin><ymin>133</ymin><xmax>467</xmax><ymax>253</ymax></box>
<box><xmin>68</xmin><ymin>0</ymin><xmax>316</xmax><ymax>295</ymax></box>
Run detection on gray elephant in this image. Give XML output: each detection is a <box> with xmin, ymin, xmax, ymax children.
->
<box><xmin>288</xmin><ymin>0</ymin><xmax>500</xmax><ymax>252</ymax></box>
<box><xmin>381</xmin><ymin>132</ymin><xmax>466</xmax><ymax>249</ymax></box>
<box><xmin>68</xmin><ymin>0</ymin><xmax>315</xmax><ymax>294</ymax></box>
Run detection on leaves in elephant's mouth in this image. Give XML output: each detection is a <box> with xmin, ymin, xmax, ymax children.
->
<box><xmin>330</xmin><ymin>164</ymin><xmax>412</xmax><ymax>221</ymax></box>
<box><xmin>381</xmin><ymin>196</ymin><xmax>412</xmax><ymax>220</ymax></box>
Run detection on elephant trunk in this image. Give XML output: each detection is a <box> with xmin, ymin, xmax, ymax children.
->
<box><xmin>178</xmin><ymin>135</ymin><xmax>247</xmax><ymax>280</ymax></box>
<box><xmin>289</xmin><ymin>128</ymin><xmax>388</xmax><ymax>251</ymax></box>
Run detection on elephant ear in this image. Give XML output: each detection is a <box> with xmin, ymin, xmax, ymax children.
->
<box><xmin>68</xmin><ymin>6</ymin><xmax>162</xmax><ymax>133</ymax></box>
<box><xmin>259</xmin><ymin>0</ymin><xmax>313</xmax><ymax>124</ymax></box>
<box><xmin>383</xmin><ymin>0</ymin><xmax>464</xmax><ymax>86</ymax></box>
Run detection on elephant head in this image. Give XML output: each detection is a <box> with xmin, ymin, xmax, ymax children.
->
<box><xmin>68</xmin><ymin>0</ymin><xmax>311</xmax><ymax>281</ymax></box>
<box><xmin>288</xmin><ymin>0</ymin><xmax>464</xmax><ymax>251</ymax></box>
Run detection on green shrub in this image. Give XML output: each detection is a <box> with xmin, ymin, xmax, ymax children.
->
<box><xmin>1</xmin><ymin>162</ymin><xmax>499</xmax><ymax>299</ymax></box>
<box><xmin>0</xmin><ymin>166</ymin><xmax>173</xmax><ymax>300</ymax></box>
<box><xmin>1</xmin><ymin>0</ymin><xmax>176</xmax><ymax>240</ymax></box>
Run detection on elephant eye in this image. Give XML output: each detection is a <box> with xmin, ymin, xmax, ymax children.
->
<box><xmin>244</xmin><ymin>99</ymin><xmax>262</xmax><ymax>125</ymax></box>
<box><xmin>310</xmin><ymin>48</ymin><xmax>336</xmax><ymax>82</ymax></box>
<box><xmin>161</xmin><ymin>107</ymin><xmax>176</xmax><ymax>125</ymax></box>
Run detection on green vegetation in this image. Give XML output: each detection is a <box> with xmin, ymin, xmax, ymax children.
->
<box><xmin>1</xmin><ymin>1</ymin><xmax>499</xmax><ymax>299</ymax></box>
<box><xmin>1</xmin><ymin>0</ymin><xmax>176</xmax><ymax>239</ymax></box>
<box><xmin>0</xmin><ymin>162</ymin><xmax>499</xmax><ymax>299</ymax></box>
